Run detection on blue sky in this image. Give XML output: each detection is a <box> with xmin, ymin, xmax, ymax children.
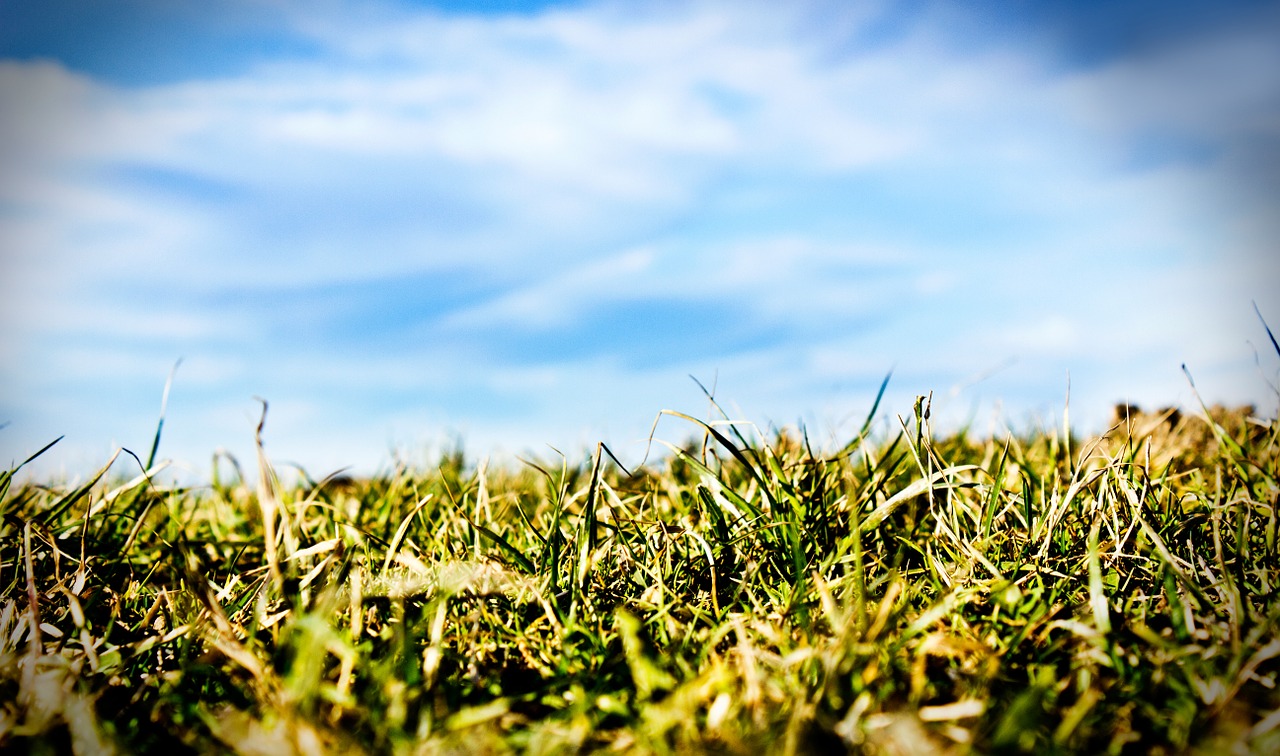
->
<box><xmin>2</xmin><ymin>0</ymin><xmax>1278</xmax><ymax>480</ymax></box>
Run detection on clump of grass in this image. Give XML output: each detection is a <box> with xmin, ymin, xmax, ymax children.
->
<box><xmin>1</xmin><ymin>383</ymin><xmax>1278</xmax><ymax>754</ymax></box>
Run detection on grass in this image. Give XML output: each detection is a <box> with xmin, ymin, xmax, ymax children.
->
<box><xmin>1</xmin><ymin>379</ymin><xmax>1278</xmax><ymax>754</ymax></box>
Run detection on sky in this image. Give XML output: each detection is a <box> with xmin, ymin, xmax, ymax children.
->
<box><xmin>2</xmin><ymin>0</ymin><xmax>1278</xmax><ymax>481</ymax></box>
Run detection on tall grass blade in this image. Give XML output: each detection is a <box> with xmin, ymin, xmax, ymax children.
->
<box><xmin>37</xmin><ymin>448</ymin><xmax>122</xmax><ymax>526</ymax></box>
<box><xmin>1</xmin><ymin>435</ymin><xmax>63</xmax><ymax>503</ymax></box>
<box><xmin>1087</xmin><ymin>516</ymin><xmax>1110</xmax><ymax>634</ymax></box>
<box><xmin>466</xmin><ymin>519</ymin><xmax>537</xmax><ymax>575</ymax></box>
<box><xmin>146</xmin><ymin>359</ymin><xmax>182</xmax><ymax>470</ymax></box>
<box><xmin>1256</xmin><ymin>301</ymin><xmax>1280</xmax><ymax>359</ymax></box>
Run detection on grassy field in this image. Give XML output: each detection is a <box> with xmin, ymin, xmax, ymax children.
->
<box><xmin>2</xmin><ymin>380</ymin><xmax>1278</xmax><ymax>754</ymax></box>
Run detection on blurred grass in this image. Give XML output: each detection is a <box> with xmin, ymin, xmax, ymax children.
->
<box><xmin>1</xmin><ymin>388</ymin><xmax>1277</xmax><ymax>754</ymax></box>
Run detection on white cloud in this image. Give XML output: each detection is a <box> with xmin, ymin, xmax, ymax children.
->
<box><xmin>3</xmin><ymin>0</ymin><xmax>1278</xmax><ymax>479</ymax></box>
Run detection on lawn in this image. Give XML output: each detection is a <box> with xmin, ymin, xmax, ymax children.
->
<box><xmin>2</xmin><ymin>377</ymin><xmax>1278</xmax><ymax>754</ymax></box>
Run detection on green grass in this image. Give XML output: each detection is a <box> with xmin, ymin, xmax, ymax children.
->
<box><xmin>1</xmin><ymin>386</ymin><xmax>1278</xmax><ymax>754</ymax></box>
